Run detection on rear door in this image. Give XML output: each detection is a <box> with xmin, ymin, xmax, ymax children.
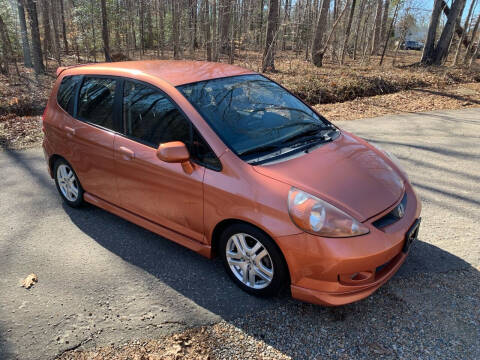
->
<box><xmin>67</xmin><ymin>76</ymin><xmax>121</xmax><ymax>204</ymax></box>
<box><xmin>114</xmin><ymin>79</ymin><xmax>220</xmax><ymax>243</ymax></box>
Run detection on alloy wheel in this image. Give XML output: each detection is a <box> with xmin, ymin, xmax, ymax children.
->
<box><xmin>56</xmin><ymin>164</ymin><xmax>79</xmax><ymax>202</ymax></box>
<box><xmin>225</xmin><ymin>233</ymin><xmax>274</xmax><ymax>289</ymax></box>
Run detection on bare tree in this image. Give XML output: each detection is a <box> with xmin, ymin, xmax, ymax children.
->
<box><xmin>371</xmin><ymin>0</ymin><xmax>383</xmax><ymax>54</ymax></box>
<box><xmin>380</xmin><ymin>0</ymin><xmax>390</xmax><ymax>45</ymax></box>
<box><xmin>100</xmin><ymin>0</ymin><xmax>112</xmax><ymax>61</ymax></box>
<box><xmin>464</xmin><ymin>14</ymin><xmax>480</xmax><ymax>65</ymax></box>
<box><xmin>453</xmin><ymin>0</ymin><xmax>477</xmax><ymax>65</ymax></box>
<box><xmin>432</xmin><ymin>0</ymin><xmax>466</xmax><ymax>65</ymax></box>
<box><xmin>219</xmin><ymin>0</ymin><xmax>232</xmax><ymax>54</ymax></box>
<box><xmin>262</xmin><ymin>0</ymin><xmax>279</xmax><ymax>71</ymax></box>
<box><xmin>25</xmin><ymin>0</ymin><xmax>45</xmax><ymax>74</ymax></box>
<box><xmin>17</xmin><ymin>0</ymin><xmax>33</xmax><ymax>68</ymax></box>
<box><xmin>312</xmin><ymin>0</ymin><xmax>330</xmax><ymax>67</ymax></box>
<box><xmin>204</xmin><ymin>0</ymin><xmax>212</xmax><ymax>61</ymax></box>
<box><xmin>341</xmin><ymin>0</ymin><xmax>357</xmax><ymax>65</ymax></box>
<box><xmin>421</xmin><ymin>0</ymin><xmax>444</xmax><ymax>65</ymax></box>
<box><xmin>353</xmin><ymin>0</ymin><xmax>367</xmax><ymax>60</ymax></box>
<box><xmin>59</xmin><ymin>0</ymin><xmax>69</xmax><ymax>54</ymax></box>
<box><xmin>172</xmin><ymin>0</ymin><xmax>181</xmax><ymax>59</ymax></box>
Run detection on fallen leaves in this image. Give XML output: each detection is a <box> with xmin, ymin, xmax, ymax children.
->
<box><xmin>21</xmin><ymin>273</ymin><xmax>38</xmax><ymax>289</ymax></box>
<box><xmin>315</xmin><ymin>82</ymin><xmax>480</xmax><ymax>122</ymax></box>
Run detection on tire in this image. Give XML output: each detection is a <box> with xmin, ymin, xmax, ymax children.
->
<box><xmin>220</xmin><ymin>223</ymin><xmax>288</xmax><ymax>297</ymax></box>
<box><xmin>53</xmin><ymin>158</ymin><xmax>84</xmax><ymax>208</ymax></box>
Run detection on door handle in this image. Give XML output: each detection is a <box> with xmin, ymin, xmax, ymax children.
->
<box><xmin>64</xmin><ymin>126</ymin><xmax>75</xmax><ymax>138</ymax></box>
<box><xmin>118</xmin><ymin>146</ymin><xmax>135</xmax><ymax>160</ymax></box>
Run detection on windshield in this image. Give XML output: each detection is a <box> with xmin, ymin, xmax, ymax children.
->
<box><xmin>177</xmin><ymin>75</ymin><xmax>332</xmax><ymax>160</ymax></box>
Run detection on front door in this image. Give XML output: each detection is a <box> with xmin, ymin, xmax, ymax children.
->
<box><xmin>114</xmin><ymin>80</ymin><xmax>207</xmax><ymax>243</ymax></box>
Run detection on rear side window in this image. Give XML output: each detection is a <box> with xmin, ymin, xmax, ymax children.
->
<box><xmin>78</xmin><ymin>77</ymin><xmax>117</xmax><ymax>130</ymax></box>
<box><xmin>57</xmin><ymin>76</ymin><xmax>81</xmax><ymax>116</ymax></box>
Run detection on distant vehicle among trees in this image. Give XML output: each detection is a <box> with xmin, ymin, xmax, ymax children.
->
<box><xmin>400</xmin><ymin>40</ymin><xmax>424</xmax><ymax>51</ymax></box>
<box><xmin>0</xmin><ymin>0</ymin><xmax>479</xmax><ymax>76</ymax></box>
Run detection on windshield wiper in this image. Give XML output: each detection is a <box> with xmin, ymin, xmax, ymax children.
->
<box><xmin>239</xmin><ymin>129</ymin><xmax>338</xmax><ymax>160</ymax></box>
<box><xmin>238</xmin><ymin>142</ymin><xmax>287</xmax><ymax>158</ymax></box>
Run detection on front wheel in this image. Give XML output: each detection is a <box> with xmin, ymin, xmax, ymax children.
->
<box><xmin>53</xmin><ymin>159</ymin><xmax>84</xmax><ymax>207</ymax></box>
<box><xmin>220</xmin><ymin>224</ymin><xmax>288</xmax><ymax>297</ymax></box>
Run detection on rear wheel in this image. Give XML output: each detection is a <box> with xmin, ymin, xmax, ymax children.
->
<box><xmin>220</xmin><ymin>223</ymin><xmax>288</xmax><ymax>297</ymax></box>
<box><xmin>53</xmin><ymin>159</ymin><xmax>84</xmax><ymax>207</ymax></box>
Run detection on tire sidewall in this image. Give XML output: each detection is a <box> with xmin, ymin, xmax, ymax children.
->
<box><xmin>220</xmin><ymin>223</ymin><xmax>288</xmax><ymax>297</ymax></box>
<box><xmin>53</xmin><ymin>159</ymin><xmax>84</xmax><ymax>207</ymax></box>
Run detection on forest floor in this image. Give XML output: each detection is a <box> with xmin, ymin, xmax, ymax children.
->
<box><xmin>1</xmin><ymin>50</ymin><xmax>479</xmax><ymax>150</ymax></box>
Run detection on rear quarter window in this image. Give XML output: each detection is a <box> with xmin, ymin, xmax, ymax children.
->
<box><xmin>56</xmin><ymin>75</ymin><xmax>81</xmax><ymax>116</ymax></box>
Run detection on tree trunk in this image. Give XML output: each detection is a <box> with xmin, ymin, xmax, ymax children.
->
<box><xmin>380</xmin><ymin>0</ymin><xmax>390</xmax><ymax>44</ymax></box>
<box><xmin>139</xmin><ymin>0</ymin><xmax>145</xmax><ymax>55</ymax></box>
<box><xmin>432</xmin><ymin>0</ymin><xmax>466</xmax><ymax>65</ymax></box>
<box><xmin>220</xmin><ymin>0</ymin><xmax>232</xmax><ymax>54</ymax></box>
<box><xmin>257</xmin><ymin>0</ymin><xmax>264</xmax><ymax>48</ymax></box>
<box><xmin>341</xmin><ymin>0</ymin><xmax>357</xmax><ymax>65</ymax></box>
<box><xmin>18</xmin><ymin>0</ymin><xmax>33</xmax><ymax>67</ymax></box>
<box><xmin>262</xmin><ymin>0</ymin><xmax>279</xmax><ymax>71</ymax></box>
<box><xmin>50</xmin><ymin>0</ymin><xmax>61</xmax><ymax>65</ymax></box>
<box><xmin>172</xmin><ymin>0</ymin><xmax>181</xmax><ymax>59</ymax></box>
<box><xmin>442</xmin><ymin>0</ymin><xmax>472</xmax><ymax>50</ymax></box>
<box><xmin>90</xmin><ymin>0</ymin><xmax>97</xmax><ymax>61</ymax></box>
<box><xmin>212</xmin><ymin>0</ymin><xmax>218</xmax><ymax>60</ymax></box>
<box><xmin>40</xmin><ymin>0</ymin><xmax>53</xmax><ymax>60</ymax></box>
<box><xmin>379</xmin><ymin>2</ymin><xmax>399</xmax><ymax>65</ymax></box>
<box><xmin>311</xmin><ymin>0</ymin><xmax>330</xmax><ymax>67</ymax></box>
<box><xmin>468</xmin><ymin>31</ymin><xmax>480</xmax><ymax>67</ymax></box>
<box><xmin>281</xmin><ymin>0</ymin><xmax>289</xmax><ymax>51</ymax></box>
<box><xmin>100</xmin><ymin>0</ymin><xmax>112</xmax><ymax>61</ymax></box>
<box><xmin>59</xmin><ymin>0</ymin><xmax>69</xmax><ymax>54</ymax></box>
<box><xmin>464</xmin><ymin>15</ymin><xmax>480</xmax><ymax>65</ymax></box>
<box><xmin>25</xmin><ymin>0</ymin><xmax>45</xmax><ymax>74</ymax></box>
<box><xmin>0</xmin><ymin>14</ymin><xmax>19</xmax><ymax>75</ymax></box>
<box><xmin>146</xmin><ymin>1</ymin><xmax>154</xmax><ymax>49</ymax></box>
<box><xmin>353</xmin><ymin>0</ymin><xmax>366</xmax><ymax>60</ymax></box>
<box><xmin>453</xmin><ymin>0</ymin><xmax>476</xmax><ymax>65</ymax></box>
<box><xmin>158</xmin><ymin>0</ymin><xmax>165</xmax><ymax>57</ymax></box>
<box><xmin>371</xmin><ymin>0</ymin><xmax>383</xmax><ymax>55</ymax></box>
<box><xmin>421</xmin><ymin>0</ymin><xmax>444</xmax><ymax>65</ymax></box>
<box><xmin>204</xmin><ymin>0</ymin><xmax>212</xmax><ymax>60</ymax></box>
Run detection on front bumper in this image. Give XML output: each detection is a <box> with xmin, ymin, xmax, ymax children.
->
<box><xmin>276</xmin><ymin>182</ymin><xmax>422</xmax><ymax>306</ymax></box>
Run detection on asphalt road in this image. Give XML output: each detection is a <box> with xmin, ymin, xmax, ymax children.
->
<box><xmin>1</xmin><ymin>108</ymin><xmax>479</xmax><ymax>359</ymax></box>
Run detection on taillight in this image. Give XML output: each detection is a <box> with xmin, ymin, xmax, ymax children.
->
<box><xmin>42</xmin><ymin>107</ymin><xmax>47</xmax><ymax>122</ymax></box>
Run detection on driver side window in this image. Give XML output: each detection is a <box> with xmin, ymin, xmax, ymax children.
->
<box><xmin>123</xmin><ymin>80</ymin><xmax>190</xmax><ymax>147</ymax></box>
<box><xmin>122</xmin><ymin>80</ymin><xmax>221</xmax><ymax>170</ymax></box>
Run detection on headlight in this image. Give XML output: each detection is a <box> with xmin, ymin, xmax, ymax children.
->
<box><xmin>288</xmin><ymin>188</ymin><xmax>370</xmax><ymax>237</ymax></box>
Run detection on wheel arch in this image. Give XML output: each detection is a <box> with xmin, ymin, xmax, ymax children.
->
<box><xmin>210</xmin><ymin>218</ymin><xmax>291</xmax><ymax>283</ymax></box>
<box><xmin>48</xmin><ymin>154</ymin><xmax>64</xmax><ymax>178</ymax></box>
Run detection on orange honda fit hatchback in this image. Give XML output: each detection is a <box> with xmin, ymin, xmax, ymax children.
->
<box><xmin>43</xmin><ymin>61</ymin><xmax>421</xmax><ymax>306</ymax></box>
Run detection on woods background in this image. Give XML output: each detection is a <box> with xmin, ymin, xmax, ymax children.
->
<box><xmin>0</xmin><ymin>0</ymin><xmax>479</xmax><ymax>149</ymax></box>
<box><xmin>0</xmin><ymin>0</ymin><xmax>479</xmax><ymax>75</ymax></box>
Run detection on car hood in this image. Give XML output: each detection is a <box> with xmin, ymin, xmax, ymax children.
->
<box><xmin>253</xmin><ymin>131</ymin><xmax>404</xmax><ymax>222</ymax></box>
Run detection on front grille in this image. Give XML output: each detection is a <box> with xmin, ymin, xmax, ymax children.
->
<box><xmin>372</xmin><ymin>193</ymin><xmax>407</xmax><ymax>229</ymax></box>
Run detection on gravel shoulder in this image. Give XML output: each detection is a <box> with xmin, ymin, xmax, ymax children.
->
<box><xmin>1</xmin><ymin>109</ymin><xmax>479</xmax><ymax>360</ymax></box>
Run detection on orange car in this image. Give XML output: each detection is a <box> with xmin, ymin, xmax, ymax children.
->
<box><xmin>42</xmin><ymin>61</ymin><xmax>421</xmax><ymax>306</ymax></box>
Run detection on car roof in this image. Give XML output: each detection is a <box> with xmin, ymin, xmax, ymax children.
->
<box><xmin>59</xmin><ymin>60</ymin><xmax>256</xmax><ymax>86</ymax></box>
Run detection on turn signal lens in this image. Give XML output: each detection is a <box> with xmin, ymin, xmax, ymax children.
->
<box><xmin>288</xmin><ymin>188</ymin><xmax>370</xmax><ymax>237</ymax></box>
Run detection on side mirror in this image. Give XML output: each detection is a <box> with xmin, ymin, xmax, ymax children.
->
<box><xmin>156</xmin><ymin>141</ymin><xmax>194</xmax><ymax>174</ymax></box>
<box><xmin>157</xmin><ymin>141</ymin><xmax>190</xmax><ymax>163</ymax></box>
